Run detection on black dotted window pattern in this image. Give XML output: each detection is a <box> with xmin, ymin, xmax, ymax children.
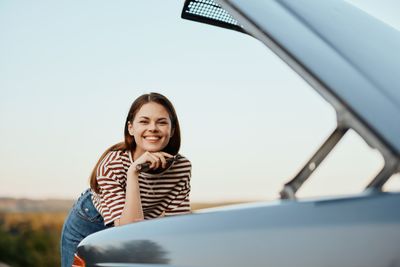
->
<box><xmin>186</xmin><ymin>0</ymin><xmax>240</xmax><ymax>26</ymax></box>
<box><xmin>181</xmin><ymin>0</ymin><xmax>244</xmax><ymax>33</ymax></box>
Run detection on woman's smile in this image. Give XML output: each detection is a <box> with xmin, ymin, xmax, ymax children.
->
<box><xmin>143</xmin><ymin>135</ymin><xmax>162</xmax><ymax>142</ymax></box>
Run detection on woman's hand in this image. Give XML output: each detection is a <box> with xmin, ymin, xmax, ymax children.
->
<box><xmin>128</xmin><ymin>151</ymin><xmax>173</xmax><ymax>177</ymax></box>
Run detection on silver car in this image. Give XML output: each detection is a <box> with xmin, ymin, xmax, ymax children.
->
<box><xmin>73</xmin><ymin>0</ymin><xmax>400</xmax><ymax>266</ymax></box>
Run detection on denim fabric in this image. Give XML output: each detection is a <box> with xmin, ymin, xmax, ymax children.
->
<box><xmin>60</xmin><ymin>189</ymin><xmax>108</xmax><ymax>267</ymax></box>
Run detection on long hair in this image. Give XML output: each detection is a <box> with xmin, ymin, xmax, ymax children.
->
<box><xmin>90</xmin><ymin>92</ymin><xmax>181</xmax><ymax>193</ymax></box>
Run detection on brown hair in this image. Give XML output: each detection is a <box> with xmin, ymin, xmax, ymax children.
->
<box><xmin>90</xmin><ymin>92</ymin><xmax>181</xmax><ymax>193</ymax></box>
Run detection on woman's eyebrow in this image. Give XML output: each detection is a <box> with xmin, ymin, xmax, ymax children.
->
<box><xmin>137</xmin><ymin>116</ymin><xmax>168</xmax><ymax>121</ymax></box>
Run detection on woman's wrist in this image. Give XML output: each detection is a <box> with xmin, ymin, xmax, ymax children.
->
<box><xmin>127</xmin><ymin>164</ymin><xmax>140</xmax><ymax>180</ymax></box>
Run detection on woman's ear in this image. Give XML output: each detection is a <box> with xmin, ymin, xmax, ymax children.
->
<box><xmin>127</xmin><ymin>121</ymin><xmax>134</xmax><ymax>136</ymax></box>
<box><xmin>170</xmin><ymin>127</ymin><xmax>175</xmax><ymax>138</ymax></box>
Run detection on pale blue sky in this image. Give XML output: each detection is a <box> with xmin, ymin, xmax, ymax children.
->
<box><xmin>1</xmin><ymin>0</ymin><xmax>399</xmax><ymax>202</ymax></box>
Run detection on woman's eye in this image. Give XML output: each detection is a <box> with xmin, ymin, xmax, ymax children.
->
<box><xmin>158</xmin><ymin>121</ymin><xmax>168</xmax><ymax>125</ymax></box>
<box><xmin>139</xmin><ymin>121</ymin><xmax>148</xmax><ymax>124</ymax></box>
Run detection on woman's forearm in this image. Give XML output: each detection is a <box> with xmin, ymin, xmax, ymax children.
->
<box><xmin>115</xmin><ymin>173</ymin><xmax>144</xmax><ymax>226</ymax></box>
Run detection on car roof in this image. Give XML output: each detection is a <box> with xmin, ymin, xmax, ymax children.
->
<box><xmin>217</xmin><ymin>0</ymin><xmax>400</xmax><ymax>156</ymax></box>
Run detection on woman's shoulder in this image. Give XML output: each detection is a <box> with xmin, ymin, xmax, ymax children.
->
<box><xmin>165</xmin><ymin>154</ymin><xmax>192</xmax><ymax>183</ymax></box>
<box><xmin>172</xmin><ymin>154</ymin><xmax>192</xmax><ymax>169</ymax></box>
<box><xmin>99</xmin><ymin>150</ymin><xmax>130</xmax><ymax>170</ymax></box>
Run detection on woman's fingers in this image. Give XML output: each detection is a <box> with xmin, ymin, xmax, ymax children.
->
<box><xmin>137</xmin><ymin>151</ymin><xmax>175</xmax><ymax>170</ymax></box>
<box><xmin>160</xmin><ymin>152</ymin><xmax>174</xmax><ymax>158</ymax></box>
<box><xmin>147</xmin><ymin>152</ymin><xmax>161</xmax><ymax>169</ymax></box>
<box><xmin>154</xmin><ymin>152</ymin><xmax>167</xmax><ymax>168</ymax></box>
<box><xmin>150</xmin><ymin>152</ymin><xmax>174</xmax><ymax>169</ymax></box>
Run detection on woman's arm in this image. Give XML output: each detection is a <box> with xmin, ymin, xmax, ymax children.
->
<box><xmin>113</xmin><ymin>151</ymin><xmax>173</xmax><ymax>226</ymax></box>
<box><xmin>114</xmin><ymin>169</ymin><xmax>144</xmax><ymax>226</ymax></box>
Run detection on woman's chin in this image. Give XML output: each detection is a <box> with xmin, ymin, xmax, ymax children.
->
<box><xmin>143</xmin><ymin>144</ymin><xmax>165</xmax><ymax>152</ymax></box>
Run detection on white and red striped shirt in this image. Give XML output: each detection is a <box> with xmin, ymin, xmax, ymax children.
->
<box><xmin>91</xmin><ymin>150</ymin><xmax>191</xmax><ymax>226</ymax></box>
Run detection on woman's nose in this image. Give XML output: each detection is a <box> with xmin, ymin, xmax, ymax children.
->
<box><xmin>148</xmin><ymin>121</ymin><xmax>158</xmax><ymax>131</ymax></box>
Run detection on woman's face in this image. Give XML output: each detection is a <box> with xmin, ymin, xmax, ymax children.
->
<box><xmin>128</xmin><ymin>102</ymin><xmax>172</xmax><ymax>156</ymax></box>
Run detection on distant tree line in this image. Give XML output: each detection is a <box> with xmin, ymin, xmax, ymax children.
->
<box><xmin>0</xmin><ymin>212</ymin><xmax>65</xmax><ymax>267</ymax></box>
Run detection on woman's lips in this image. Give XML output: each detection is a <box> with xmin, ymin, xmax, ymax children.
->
<box><xmin>144</xmin><ymin>136</ymin><xmax>161</xmax><ymax>142</ymax></box>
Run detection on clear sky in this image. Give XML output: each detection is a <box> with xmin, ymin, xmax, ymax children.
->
<box><xmin>1</xmin><ymin>0</ymin><xmax>399</xmax><ymax>202</ymax></box>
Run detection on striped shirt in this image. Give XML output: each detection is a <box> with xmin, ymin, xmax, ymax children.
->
<box><xmin>91</xmin><ymin>150</ymin><xmax>191</xmax><ymax>226</ymax></box>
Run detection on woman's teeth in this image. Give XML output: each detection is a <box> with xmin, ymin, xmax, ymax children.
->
<box><xmin>144</xmin><ymin>136</ymin><xmax>160</xmax><ymax>140</ymax></box>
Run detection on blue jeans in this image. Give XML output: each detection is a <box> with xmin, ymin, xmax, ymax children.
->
<box><xmin>60</xmin><ymin>189</ymin><xmax>108</xmax><ymax>267</ymax></box>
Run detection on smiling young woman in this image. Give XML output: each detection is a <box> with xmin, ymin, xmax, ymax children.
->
<box><xmin>60</xmin><ymin>92</ymin><xmax>192</xmax><ymax>267</ymax></box>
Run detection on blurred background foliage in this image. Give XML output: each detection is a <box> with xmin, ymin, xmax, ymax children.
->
<box><xmin>0</xmin><ymin>212</ymin><xmax>65</xmax><ymax>267</ymax></box>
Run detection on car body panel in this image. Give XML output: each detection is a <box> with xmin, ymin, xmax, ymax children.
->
<box><xmin>78</xmin><ymin>192</ymin><xmax>400</xmax><ymax>266</ymax></box>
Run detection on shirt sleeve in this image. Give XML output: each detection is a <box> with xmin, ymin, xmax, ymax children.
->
<box><xmin>164</xmin><ymin>167</ymin><xmax>192</xmax><ymax>216</ymax></box>
<box><xmin>95</xmin><ymin>151</ymin><xmax>127</xmax><ymax>225</ymax></box>
<box><xmin>97</xmin><ymin>174</ymin><xmax>126</xmax><ymax>225</ymax></box>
